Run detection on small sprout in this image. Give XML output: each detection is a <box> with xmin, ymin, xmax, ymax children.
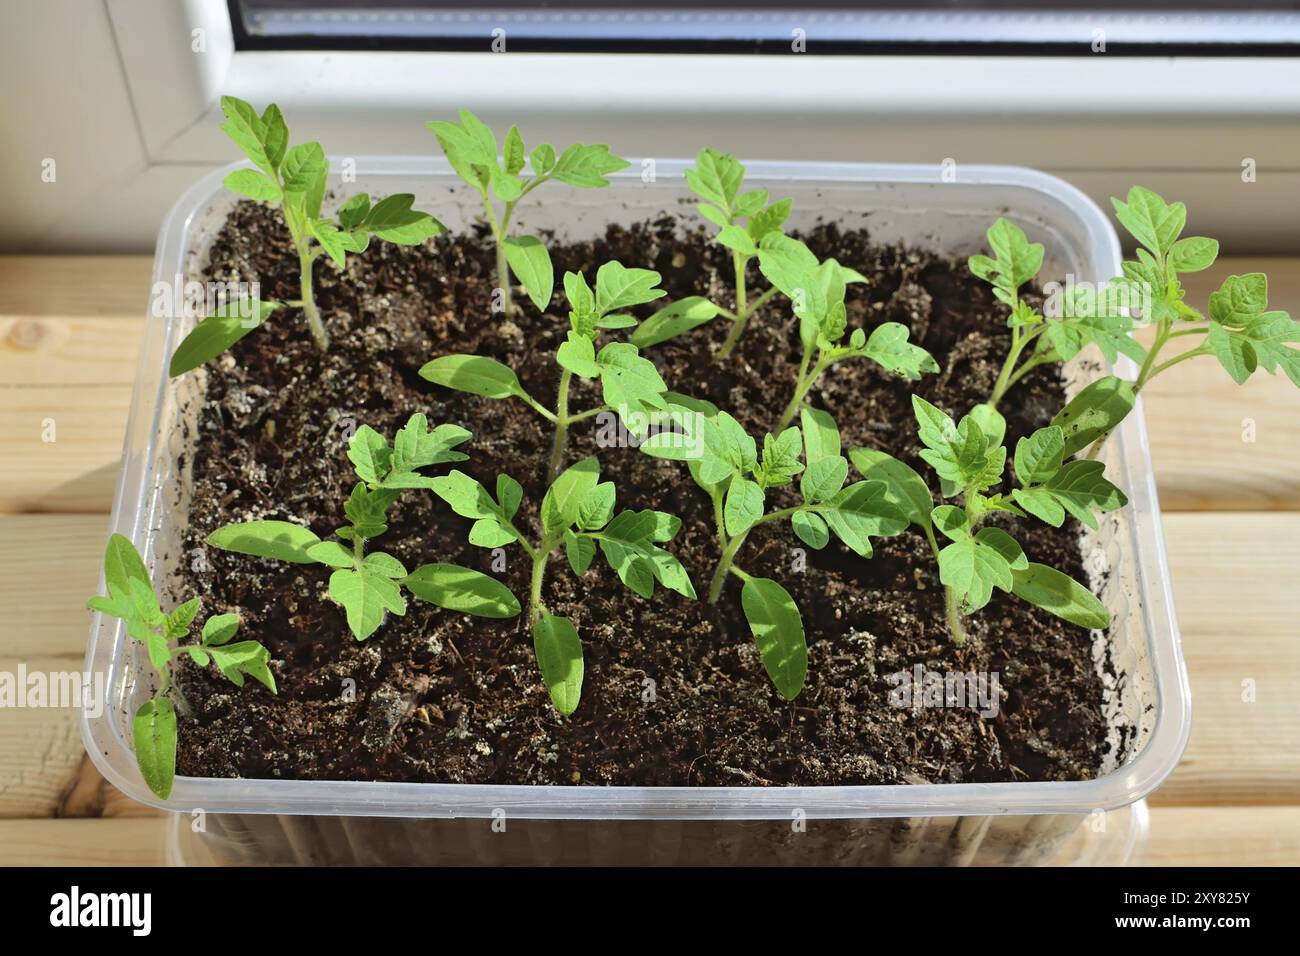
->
<box><xmin>766</xmin><ymin>249</ymin><xmax>938</xmax><ymax>431</ymax></box>
<box><xmin>172</xmin><ymin>96</ymin><xmax>443</xmax><ymax>373</ymax></box>
<box><xmin>431</xmin><ymin>457</ymin><xmax>694</xmax><ymax>715</ymax></box>
<box><xmin>639</xmin><ymin>148</ymin><xmax>794</xmax><ymax>359</ymax></box>
<box><xmin>971</xmin><ymin>217</ymin><xmax>1143</xmax><ymax>409</ymax></box>
<box><xmin>207</xmin><ymin>415</ymin><xmax>520</xmax><ymax>640</ymax></box>
<box><xmin>421</xmin><ymin>260</ymin><xmax>669</xmax><ymax>481</ymax></box>
<box><xmin>428</xmin><ymin>108</ymin><xmax>628</xmax><ymax>317</ymax></box>
<box><xmin>641</xmin><ymin>402</ymin><xmax>906</xmax><ymax>698</ymax></box>
<box><xmin>851</xmin><ymin>396</ymin><xmax>1124</xmax><ymax>645</ymax></box>
<box><xmin>86</xmin><ymin>534</ymin><xmax>275</xmax><ymax>799</ymax></box>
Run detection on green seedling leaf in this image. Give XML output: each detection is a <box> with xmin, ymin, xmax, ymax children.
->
<box><xmin>104</xmin><ymin>534</ymin><xmax>151</xmax><ymax>598</ymax></box>
<box><xmin>755</xmin><ymin>427</ymin><xmax>804</xmax><ymax>488</ymax></box>
<box><xmin>913</xmin><ymin>396</ymin><xmax>1003</xmax><ymax>494</ymax></box>
<box><xmin>534</xmin><ymin>610</ymin><xmax>584</xmax><ymax>715</ymax></box>
<box><xmin>740</xmin><ymin>576</ymin><xmax>806</xmax><ymax>700</ymax></box>
<box><xmin>813</xmin><ymin>480</ymin><xmax>907</xmax><ymax>557</ymax></box>
<box><xmin>791</xmin><ymin>510</ymin><xmax>830</xmax><ymax>549</ymax></box>
<box><xmin>1014</xmin><ymin>425</ymin><xmax>1065</xmax><ymax>486</ymax></box>
<box><xmin>686</xmin><ymin>148</ymin><xmax>744</xmax><ymax>212</ymax></box>
<box><xmin>564</xmin><ymin>529</ymin><xmax>597</xmax><ymax>576</ymax></box>
<box><xmin>596</xmin><ymin>343</ymin><xmax>668</xmax><ymax>424</ymax></box>
<box><xmin>281</xmin><ymin>141</ymin><xmax>327</xmax><ymax>219</ymax></box>
<box><xmin>328</xmin><ymin>566</ymin><xmax>406</xmax><ymax>640</ymax></box>
<box><xmin>541</xmin><ymin>458</ymin><xmax>601</xmax><ymax>537</ymax></box>
<box><xmin>847</xmin><ymin>449</ymin><xmax>934</xmax><ymax>532</ymax></box>
<box><xmin>595</xmin><ymin>509</ymin><xmax>696</xmax><ymax>599</ymax></box>
<box><xmin>133</xmin><ymin>697</ymin><xmax>177</xmax><ymax>800</ymax></box>
<box><xmin>169</xmin><ymin>300</ymin><xmax>278</xmax><ymax>376</ymax></box>
<box><xmin>1050</xmin><ymin>376</ymin><xmax>1136</xmax><ymax>457</ymax></box>
<box><xmin>207</xmin><ymin>520</ymin><xmax>322</xmax><ymax>564</ymax></box>
<box><xmin>595</xmin><ymin>261</ymin><xmax>666</xmax><ymax>313</ymax></box>
<box><xmin>799</xmin><ymin>407</ymin><xmax>841</xmax><ymax>466</ymax></box>
<box><xmin>503</xmin><ymin>235</ymin><xmax>554</xmax><ymax>311</ymax></box>
<box><xmin>800</xmin><ymin>455</ymin><xmax>849</xmax><ymax>505</ymax></box>
<box><xmin>364</xmin><ymin>193</ymin><xmax>444</xmax><ymax>244</ymax></box>
<box><xmin>556</xmin><ymin>331</ymin><xmax>600</xmax><ymax>377</ymax></box>
<box><xmin>224</xmin><ymin>168</ymin><xmax>281</xmax><ymax>202</ymax></box>
<box><xmin>967</xmin><ymin>218</ymin><xmax>1044</xmax><ymax>306</ymax></box>
<box><xmin>201</xmin><ymin>613</ymin><xmax>240</xmax><ymax>646</ymax></box>
<box><xmin>1013</xmin><ymin>459</ymin><xmax>1128</xmax><ymax>530</ymax></box>
<box><xmin>420</xmin><ymin>354</ymin><xmax>528</xmax><ymax>399</ymax></box>
<box><xmin>403</xmin><ymin>564</ymin><xmax>521</xmax><ymax>618</ymax></box>
<box><xmin>934</xmin><ymin>516</ymin><xmax>1018</xmax><ymax>613</ymax></box>
<box><xmin>208</xmin><ymin>640</ymin><xmax>277</xmax><ymax>692</ymax></box>
<box><xmin>854</xmin><ymin>323</ymin><xmax>939</xmax><ymax>380</ymax></box>
<box><xmin>724</xmin><ymin>477</ymin><xmax>765</xmax><ymax>536</ymax></box>
<box><xmin>550</xmin><ymin>143</ymin><xmax>629</xmax><ymax>188</ymax></box>
<box><xmin>1011</xmin><ymin>563</ymin><xmax>1109</xmax><ymax>630</ymax></box>
<box><xmin>1169</xmin><ymin>236</ymin><xmax>1219</xmax><ymax>273</ymax></box>
<box><xmin>1111</xmin><ymin>186</ymin><xmax>1186</xmax><ymax>259</ymax></box>
<box><xmin>630</xmin><ymin>297</ymin><xmax>722</xmax><ymax>348</ymax></box>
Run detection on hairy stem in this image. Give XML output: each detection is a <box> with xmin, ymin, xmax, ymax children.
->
<box><xmin>775</xmin><ymin>355</ymin><xmax>828</xmax><ymax>432</ymax></box>
<box><xmin>707</xmin><ymin>528</ymin><xmax>751</xmax><ymax>604</ymax></box>
<box><xmin>527</xmin><ymin>546</ymin><xmax>549</xmax><ymax>626</ymax></box>
<box><xmin>482</xmin><ymin>191</ymin><xmax>514</xmax><ymax>319</ymax></box>
<box><xmin>714</xmin><ymin>251</ymin><xmax>750</xmax><ymax>362</ymax></box>
<box><xmin>546</xmin><ymin>369</ymin><xmax>573</xmax><ymax>483</ymax></box>
<box><xmin>296</xmin><ymin>242</ymin><xmax>329</xmax><ymax>350</ymax></box>
<box><xmin>989</xmin><ymin>323</ymin><xmax>1045</xmax><ymax>409</ymax></box>
<box><xmin>925</xmin><ymin>524</ymin><xmax>967</xmax><ymax>646</ymax></box>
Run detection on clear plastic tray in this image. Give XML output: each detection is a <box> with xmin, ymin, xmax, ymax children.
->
<box><xmin>82</xmin><ymin>159</ymin><xmax>1190</xmax><ymax>862</ymax></box>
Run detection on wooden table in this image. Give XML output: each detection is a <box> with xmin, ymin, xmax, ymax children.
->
<box><xmin>2</xmin><ymin>255</ymin><xmax>1299</xmax><ymax>866</ymax></box>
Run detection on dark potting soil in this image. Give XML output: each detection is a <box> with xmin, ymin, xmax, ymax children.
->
<box><xmin>172</xmin><ymin>199</ymin><xmax>1112</xmax><ymax>787</ymax></box>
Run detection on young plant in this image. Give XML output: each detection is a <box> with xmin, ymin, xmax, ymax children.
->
<box><xmin>430</xmin><ymin>458</ymin><xmax>695</xmax><ymax>715</ymax></box>
<box><xmin>629</xmin><ymin>148</ymin><xmax>804</xmax><ymax>360</ymax></box>
<box><xmin>971</xmin><ymin>218</ymin><xmax>1145</xmax><ymax>409</ymax></box>
<box><xmin>171</xmin><ymin>96</ymin><xmax>444</xmax><ymax>374</ymax></box>
<box><xmin>428</xmin><ymin>108</ymin><xmax>628</xmax><ymax>317</ymax></box>
<box><xmin>206</xmin><ymin>415</ymin><xmax>520</xmax><ymax>640</ymax></box>
<box><xmin>421</xmin><ymin>261</ymin><xmax>670</xmax><ymax>480</ymax></box>
<box><xmin>86</xmin><ymin>534</ymin><xmax>275</xmax><ymax>799</ymax></box>
<box><xmin>760</xmin><ymin>243</ymin><xmax>938</xmax><ymax>431</ymax></box>
<box><xmin>851</xmin><ymin>396</ymin><xmax>1125</xmax><ymax>645</ymax></box>
<box><xmin>641</xmin><ymin>398</ymin><xmax>907</xmax><ymax>699</ymax></box>
<box><xmin>972</xmin><ymin>189</ymin><xmax>1299</xmax><ymax>461</ymax></box>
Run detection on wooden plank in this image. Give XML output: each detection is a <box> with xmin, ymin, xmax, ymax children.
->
<box><xmin>0</xmin><ymin>256</ymin><xmax>152</xmax><ymax>316</ymax></box>
<box><xmin>0</xmin><ymin>817</ymin><xmax>170</xmax><ymax>866</ymax></box>
<box><xmin>1142</xmin><ymin>806</ymin><xmax>1300</xmax><ymax>866</ymax></box>
<box><xmin>1151</xmin><ymin>513</ymin><xmax>1300</xmax><ymax>806</ymax></box>
<box><xmin>0</xmin><ymin>807</ymin><xmax>1295</xmax><ymax>866</ymax></box>
<box><xmin>0</xmin><ymin>384</ymin><xmax>132</xmax><ymax>513</ymax></box>
<box><xmin>0</xmin><ymin>514</ymin><xmax>107</xmax><ymax>660</ymax></box>
<box><xmin>1</xmin><ymin>509</ymin><xmax>1297</xmax><ymax>820</ymax></box>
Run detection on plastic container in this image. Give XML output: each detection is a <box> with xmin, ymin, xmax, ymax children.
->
<box><xmin>83</xmin><ymin>158</ymin><xmax>1191</xmax><ymax>866</ymax></box>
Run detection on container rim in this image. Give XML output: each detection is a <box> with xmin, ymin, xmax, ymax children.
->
<box><xmin>82</xmin><ymin>158</ymin><xmax>1191</xmax><ymax>820</ymax></box>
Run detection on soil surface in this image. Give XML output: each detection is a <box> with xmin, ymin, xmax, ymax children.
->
<box><xmin>172</xmin><ymin>200</ymin><xmax>1111</xmax><ymax>786</ymax></box>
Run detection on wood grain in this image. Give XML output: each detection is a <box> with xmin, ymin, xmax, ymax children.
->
<box><xmin>0</xmin><ymin>817</ymin><xmax>170</xmax><ymax>866</ymax></box>
<box><xmin>1140</xmin><ymin>807</ymin><xmax>1300</xmax><ymax>866</ymax></box>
